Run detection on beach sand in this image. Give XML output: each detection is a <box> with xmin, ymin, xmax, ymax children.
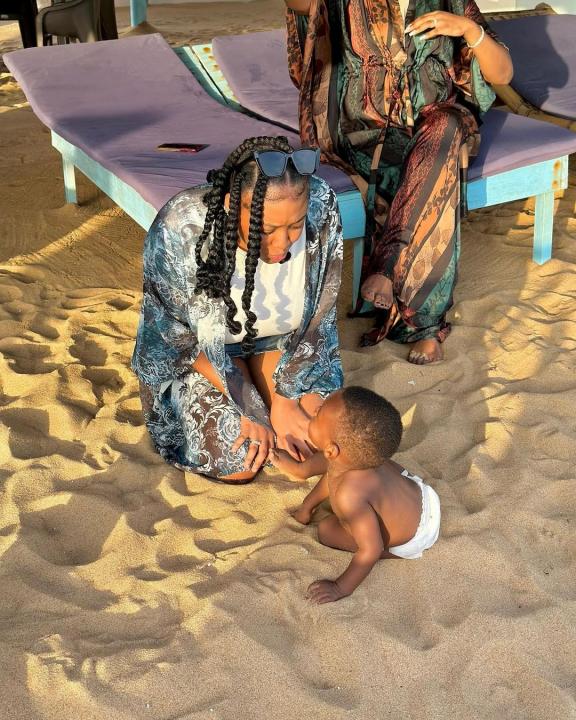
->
<box><xmin>1</xmin><ymin>4</ymin><xmax>576</xmax><ymax>718</ymax></box>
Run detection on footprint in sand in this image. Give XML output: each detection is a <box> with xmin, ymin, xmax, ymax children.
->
<box><xmin>29</xmin><ymin>313</ymin><xmax>61</xmax><ymax>340</ymax></box>
<box><xmin>130</xmin><ymin>565</ymin><xmax>169</xmax><ymax>582</ymax></box>
<box><xmin>114</xmin><ymin>396</ymin><xmax>144</xmax><ymax>426</ymax></box>
<box><xmin>19</xmin><ymin>492</ymin><xmax>119</xmax><ymax>566</ymax></box>
<box><xmin>107</xmin><ymin>297</ymin><xmax>135</xmax><ymax>311</ymax></box>
<box><xmin>0</xmin><ymin>407</ymin><xmax>85</xmax><ymax>461</ymax></box>
<box><xmin>194</xmin><ymin>535</ymin><xmax>262</xmax><ymax>556</ymax></box>
<box><xmin>30</xmin><ymin>602</ymin><xmax>183</xmax><ymax>683</ymax></box>
<box><xmin>157</xmin><ymin>554</ymin><xmax>207</xmax><ymax>573</ymax></box>
<box><xmin>214</xmin><ymin>569</ymin><xmax>361</xmax><ymax>711</ymax></box>
<box><xmin>82</xmin><ymin>367</ymin><xmax>125</xmax><ymax>404</ymax></box>
<box><xmin>0</xmin><ymin>284</ymin><xmax>22</xmax><ymax>303</ymax></box>
<box><xmin>0</xmin><ymin>338</ymin><xmax>60</xmax><ymax>374</ymax></box>
<box><xmin>126</xmin><ymin>502</ymin><xmax>201</xmax><ymax>538</ymax></box>
<box><xmin>69</xmin><ymin>333</ymin><xmax>108</xmax><ymax>367</ymax></box>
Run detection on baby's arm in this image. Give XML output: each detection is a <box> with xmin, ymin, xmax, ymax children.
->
<box><xmin>308</xmin><ymin>488</ymin><xmax>385</xmax><ymax>603</ymax></box>
<box><xmin>292</xmin><ymin>472</ymin><xmax>329</xmax><ymax>525</ymax></box>
<box><xmin>269</xmin><ymin>448</ymin><xmax>327</xmax><ymax>480</ymax></box>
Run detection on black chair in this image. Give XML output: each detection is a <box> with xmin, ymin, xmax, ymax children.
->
<box><xmin>0</xmin><ymin>0</ymin><xmax>38</xmax><ymax>48</ymax></box>
<box><xmin>36</xmin><ymin>0</ymin><xmax>117</xmax><ymax>45</ymax></box>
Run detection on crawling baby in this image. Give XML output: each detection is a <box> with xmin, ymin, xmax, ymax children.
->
<box><xmin>270</xmin><ymin>386</ymin><xmax>441</xmax><ymax>603</ymax></box>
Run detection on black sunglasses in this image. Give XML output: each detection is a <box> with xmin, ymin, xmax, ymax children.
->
<box><xmin>253</xmin><ymin>148</ymin><xmax>320</xmax><ymax>178</ymax></box>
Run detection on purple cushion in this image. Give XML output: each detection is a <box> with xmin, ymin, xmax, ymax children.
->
<box><xmin>212</xmin><ymin>29</ymin><xmax>576</xmax><ymax>180</ymax></box>
<box><xmin>4</xmin><ymin>34</ymin><xmax>355</xmax><ymax>210</ymax></box>
<box><xmin>489</xmin><ymin>15</ymin><xmax>576</xmax><ymax>121</ymax></box>
<box><xmin>213</xmin><ymin>30</ymin><xmax>299</xmax><ymax>132</ymax></box>
<box><xmin>470</xmin><ymin>109</ymin><xmax>576</xmax><ymax>180</ymax></box>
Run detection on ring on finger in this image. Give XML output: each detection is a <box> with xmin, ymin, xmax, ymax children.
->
<box><xmin>250</xmin><ymin>439</ymin><xmax>262</xmax><ymax>446</ymax></box>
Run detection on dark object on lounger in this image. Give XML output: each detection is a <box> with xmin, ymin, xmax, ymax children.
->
<box><xmin>36</xmin><ymin>0</ymin><xmax>117</xmax><ymax>46</ymax></box>
<box><xmin>0</xmin><ymin>0</ymin><xmax>38</xmax><ymax>48</ymax></box>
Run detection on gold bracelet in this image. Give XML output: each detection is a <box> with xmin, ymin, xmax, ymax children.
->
<box><xmin>466</xmin><ymin>24</ymin><xmax>485</xmax><ymax>50</ymax></box>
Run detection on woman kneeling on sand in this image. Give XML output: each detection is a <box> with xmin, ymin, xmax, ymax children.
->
<box><xmin>132</xmin><ymin>136</ymin><xmax>344</xmax><ymax>483</ymax></box>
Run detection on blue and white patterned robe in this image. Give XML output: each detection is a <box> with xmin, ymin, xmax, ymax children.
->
<box><xmin>132</xmin><ymin>176</ymin><xmax>344</xmax><ymax>477</ymax></box>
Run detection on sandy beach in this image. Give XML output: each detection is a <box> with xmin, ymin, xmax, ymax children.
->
<box><xmin>1</xmin><ymin>3</ymin><xmax>576</xmax><ymax>718</ymax></box>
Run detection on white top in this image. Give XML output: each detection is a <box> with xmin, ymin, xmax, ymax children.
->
<box><xmin>225</xmin><ymin>225</ymin><xmax>307</xmax><ymax>343</ymax></box>
<box><xmin>399</xmin><ymin>0</ymin><xmax>410</xmax><ymax>19</ymax></box>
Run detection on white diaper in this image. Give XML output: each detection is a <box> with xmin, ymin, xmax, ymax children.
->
<box><xmin>388</xmin><ymin>470</ymin><xmax>441</xmax><ymax>559</ymax></box>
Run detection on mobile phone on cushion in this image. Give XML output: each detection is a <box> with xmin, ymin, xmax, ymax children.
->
<box><xmin>156</xmin><ymin>143</ymin><xmax>209</xmax><ymax>153</ymax></box>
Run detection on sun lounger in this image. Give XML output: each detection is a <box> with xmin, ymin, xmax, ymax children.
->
<box><xmin>5</xmin><ymin>32</ymin><xmax>576</xmax><ymax>311</ymax></box>
<box><xmin>189</xmin><ymin>30</ymin><xmax>576</xmax><ymax>280</ymax></box>
<box><xmin>488</xmin><ymin>14</ymin><xmax>576</xmax><ymax>131</ymax></box>
<box><xmin>4</xmin><ymin>34</ymin><xmax>363</xmax><ymax>241</ymax></box>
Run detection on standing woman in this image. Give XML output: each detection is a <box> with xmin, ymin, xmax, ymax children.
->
<box><xmin>285</xmin><ymin>0</ymin><xmax>513</xmax><ymax>363</ymax></box>
<box><xmin>132</xmin><ymin>136</ymin><xmax>343</xmax><ymax>483</ymax></box>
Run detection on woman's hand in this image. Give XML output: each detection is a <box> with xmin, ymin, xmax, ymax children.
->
<box><xmin>232</xmin><ymin>416</ymin><xmax>275</xmax><ymax>472</ymax></box>
<box><xmin>406</xmin><ymin>11</ymin><xmax>513</xmax><ymax>85</ymax></box>
<box><xmin>270</xmin><ymin>396</ymin><xmax>314</xmax><ymax>461</ymax></box>
<box><xmin>406</xmin><ymin>12</ymin><xmax>479</xmax><ymax>43</ymax></box>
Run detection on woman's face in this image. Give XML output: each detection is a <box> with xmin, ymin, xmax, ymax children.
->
<box><xmin>236</xmin><ymin>186</ymin><xmax>309</xmax><ymax>264</ymax></box>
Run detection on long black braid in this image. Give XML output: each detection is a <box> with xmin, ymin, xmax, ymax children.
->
<box><xmin>194</xmin><ymin>136</ymin><xmax>308</xmax><ymax>354</ymax></box>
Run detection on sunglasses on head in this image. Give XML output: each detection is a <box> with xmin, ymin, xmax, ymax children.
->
<box><xmin>253</xmin><ymin>148</ymin><xmax>320</xmax><ymax>178</ymax></box>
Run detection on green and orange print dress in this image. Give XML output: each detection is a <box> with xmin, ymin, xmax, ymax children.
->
<box><xmin>287</xmin><ymin>0</ymin><xmax>503</xmax><ymax>345</ymax></box>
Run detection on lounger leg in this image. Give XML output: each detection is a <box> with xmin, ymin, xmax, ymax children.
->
<box><xmin>351</xmin><ymin>236</ymin><xmax>364</xmax><ymax>311</ymax></box>
<box><xmin>130</xmin><ymin>0</ymin><xmax>147</xmax><ymax>27</ymax></box>
<box><xmin>62</xmin><ymin>156</ymin><xmax>77</xmax><ymax>204</ymax></box>
<box><xmin>533</xmin><ymin>191</ymin><xmax>555</xmax><ymax>264</ymax></box>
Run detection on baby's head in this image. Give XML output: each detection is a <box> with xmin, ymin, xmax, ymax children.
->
<box><xmin>309</xmin><ymin>387</ymin><xmax>402</xmax><ymax>468</ymax></box>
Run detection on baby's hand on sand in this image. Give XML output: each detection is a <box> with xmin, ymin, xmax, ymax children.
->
<box><xmin>307</xmin><ymin>579</ymin><xmax>348</xmax><ymax>604</ymax></box>
<box><xmin>292</xmin><ymin>505</ymin><xmax>313</xmax><ymax>525</ymax></box>
<box><xmin>269</xmin><ymin>448</ymin><xmax>306</xmax><ymax>478</ymax></box>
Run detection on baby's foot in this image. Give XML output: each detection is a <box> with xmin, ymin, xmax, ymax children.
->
<box><xmin>292</xmin><ymin>505</ymin><xmax>313</xmax><ymax>525</ymax></box>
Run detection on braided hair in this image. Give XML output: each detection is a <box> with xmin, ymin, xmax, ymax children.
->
<box><xmin>194</xmin><ymin>136</ymin><xmax>309</xmax><ymax>354</ymax></box>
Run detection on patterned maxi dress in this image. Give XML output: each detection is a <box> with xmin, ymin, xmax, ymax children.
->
<box><xmin>287</xmin><ymin>0</ymin><xmax>504</xmax><ymax>346</ymax></box>
<box><xmin>132</xmin><ymin>176</ymin><xmax>344</xmax><ymax>478</ymax></box>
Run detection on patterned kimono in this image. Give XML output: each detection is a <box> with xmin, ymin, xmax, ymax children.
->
<box><xmin>132</xmin><ymin>176</ymin><xmax>344</xmax><ymax>478</ymax></box>
<box><xmin>287</xmin><ymin>0</ymin><xmax>503</xmax><ymax>345</ymax></box>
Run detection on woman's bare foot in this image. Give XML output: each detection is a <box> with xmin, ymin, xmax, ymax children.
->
<box><xmin>407</xmin><ymin>338</ymin><xmax>443</xmax><ymax>365</ymax></box>
<box><xmin>361</xmin><ymin>274</ymin><xmax>393</xmax><ymax>309</ymax></box>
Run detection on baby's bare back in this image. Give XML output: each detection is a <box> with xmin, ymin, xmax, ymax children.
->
<box><xmin>340</xmin><ymin>461</ymin><xmax>423</xmax><ymax>548</ymax></box>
